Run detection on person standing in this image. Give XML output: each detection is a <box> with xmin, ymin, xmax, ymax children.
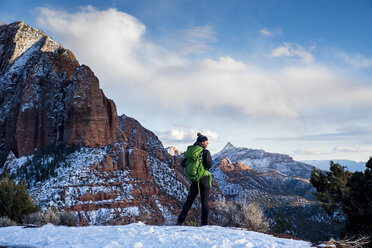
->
<box><xmin>177</xmin><ymin>132</ymin><xmax>213</xmax><ymax>226</ymax></box>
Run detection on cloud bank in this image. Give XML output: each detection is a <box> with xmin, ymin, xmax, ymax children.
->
<box><xmin>35</xmin><ymin>6</ymin><xmax>372</xmax><ymax>158</ymax></box>
<box><xmin>157</xmin><ymin>128</ymin><xmax>218</xmax><ymax>144</ymax></box>
<box><xmin>294</xmin><ymin>146</ymin><xmax>372</xmax><ymax>155</ymax></box>
<box><xmin>36</xmin><ymin>6</ymin><xmax>372</xmax><ymax>120</ymax></box>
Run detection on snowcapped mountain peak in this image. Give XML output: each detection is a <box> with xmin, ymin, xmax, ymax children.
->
<box><xmin>213</xmin><ymin>143</ymin><xmax>315</xmax><ymax>179</ymax></box>
<box><xmin>223</xmin><ymin>142</ymin><xmax>235</xmax><ymax>150</ymax></box>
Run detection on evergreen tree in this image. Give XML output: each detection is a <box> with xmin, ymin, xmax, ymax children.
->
<box><xmin>341</xmin><ymin>157</ymin><xmax>372</xmax><ymax>238</ymax></box>
<box><xmin>310</xmin><ymin>158</ymin><xmax>372</xmax><ymax>242</ymax></box>
<box><xmin>0</xmin><ymin>173</ymin><xmax>39</xmax><ymax>223</ymax></box>
<box><xmin>310</xmin><ymin>161</ymin><xmax>352</xmax><ymax>216</ymax></box>
<box><xmin>16</xmin><ymin>144</ymin><xmax>78</xmax><ymax>185</ymax></box>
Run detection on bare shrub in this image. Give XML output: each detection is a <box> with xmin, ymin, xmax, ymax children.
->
<box><xmin>0</xmin><ymin>216</ymin><xmax>17</xmax><ymax>226</ymax></box>
<box><xmin>318</xmin><ymin>236</ymin><xmax>371</xmax><ymax>248</ymax></box>
<box><xmin>184</xmin><ymin>219</ymin><xmax>199</xmax><ymax>227</ymax></box>
<box><xmin>137</xmin><ymin>209</ymin><xmax>151</xmax><ymax>224</ymax></box>
<box><xmin>22</xmin><ymin>209</ymin><xmax>60</xmax><ymax>226</ymax></box>
<box><xmin>43</xmin><ymin>209</ymin><xmax>60</xmax><ymax>225</ymax></box>
<box><xmin>215</xmin><ymin>199</ymin><xmax>270</xmax><ymax>232</ymax></box>
<box><xmin>22</xmin><ymin>211</ymin><xmax>45</xmax><ymax>226</ymax></box>
<box><xmin>59</xmin><ymin>212</ymin><xmax>78</xmax><ymax>226</ymax></box>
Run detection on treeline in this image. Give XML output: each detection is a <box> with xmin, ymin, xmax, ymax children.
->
<box><xmin>14</xmin><ymin>144</ymin><xmax>80</xmax><ymax>187</ymax></box>
<box><xmin>310</xmin><ymin>157</ymin><xmax>372</xmax><ymax>245</ymax></box>
<box><xmin>0</xmin><ymin>173</ymin><xmax>78</xmax><ymax>226</ymax></box>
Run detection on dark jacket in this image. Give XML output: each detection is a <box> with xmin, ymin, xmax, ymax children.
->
<box><xmin>181</xmin><ymin>143</ymin><xmax>213</xmax><ymax>170</ymax></box>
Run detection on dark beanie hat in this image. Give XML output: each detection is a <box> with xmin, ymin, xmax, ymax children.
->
<box><xmin>196</xmin><ymin>132</ymin><xmax>208</xmax><ymax>142</ymax></box>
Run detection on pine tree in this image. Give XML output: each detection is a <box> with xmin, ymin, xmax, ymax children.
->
<box><xmin>0</xmin><ymin>173</ymin><xmax>15</xmax><ymax>218</ymax></box>
<box><xmin>0</xmin><ymin>173</ymin><xmax>39</xmax><ymax>223</ymax></box>
<box><xmin>341</xmin><ymin>157</ymin><xmax>372</xmax><ymax>238</ymax></box>
<box><xmin>310</xmin><ymin>158</ymin><xmax>372</xmax><ymax>242</ymax></box>
<box><xmin>310</xmin><ymin>161</ymin><xmax>352</xmax><ymax>216</ymax></box>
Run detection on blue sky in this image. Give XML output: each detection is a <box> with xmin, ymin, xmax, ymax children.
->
<box><xmin>1</xmin><ymin>0</ymin><xmax>372</xmax><ymax>162</ymax></box>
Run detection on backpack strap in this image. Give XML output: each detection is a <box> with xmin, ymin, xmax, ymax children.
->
<box><xmin>197</xmin><ymin>180</ymin><xmax>200</xmax><ymax>195</ymax></box>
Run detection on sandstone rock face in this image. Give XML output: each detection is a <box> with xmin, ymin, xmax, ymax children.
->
<box><xmin>165</xmin><ymin>146</ymin><xmax>182</xmax><ymax>156</ymax></box>
<box><xmin>63</xmin><ymin>65</ymin><xmax>125</xmax><ymax>148</ymax></box>
<box><xmin>119</xmin><ymin>114</ymin><xmax>163</xmax><ymax>151</ymax></box>
<box><xmin>218</xmin><ymin>158</ymin><xmax>253</xmax><ymax>173</ymax></box>
<box><xmin>0</xmin><ymin>22</ymin><xmax>125</xmax><ymax>157</ymax></box>
<box><xmin>127</xmin><ymin>147</ymin><xmax>151</xmax><ymax>179</ymax></box>
<box><xmin>119</xmin><ymin>113</ymin><xmax>186</xmax><ymax>169</ymax></box>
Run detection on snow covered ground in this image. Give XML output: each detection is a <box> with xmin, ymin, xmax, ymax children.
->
<box><xmin>0</xmin><ymin>222</ymin><xmax>312</xmax><ymax>248</ymax></box>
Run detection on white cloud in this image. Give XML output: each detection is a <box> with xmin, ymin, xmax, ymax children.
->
<box><xmin>164</xmin><ymin>25</ymin><xmax>217</xmax><ymax>55</ymax></box>
<box><xmin>293</xmin><ymin>148</ymin><xmax>331</xmax><ymax>155</ymax></box>
<box><xmin>294</xmin><ymin>146</ymin><xmax>372</xmax><ymax>155</ymax></box>
<box><xmin>270</xmin><ymin>42</ymin><xmax>314</xmax><ymax>63</ymax></box>
<box><xmin>157</xmin><ymin>128</ymin><xmax>218</xmax><ymax>143</ymax></box>
<box><xmin>259</xmin><ymin>27</ymin><xmax>282</xmax><ymax>37</ymax></box>
<box><xmin>36</xmin><ymin>5</ymin><xmax>184</xmax><ymax>84</ymax></box>
<box><xmin>35</xmin><ymin>6</ymin><xmax>372</xmax><ymax>122</ymax></box>
<box><xmin>338</xmin><ymin>51</ymin><xmax>372</xmax><ymax>69</ymax></box>
<box><xmin>333</xmin><ymin>147</ymin><xmax>372</xmax><ymax>153</ymax></box>
<box><xmin>169</xmin><ymin>129</ymin><xmax>186</xmax><ymax>141</ymax></box>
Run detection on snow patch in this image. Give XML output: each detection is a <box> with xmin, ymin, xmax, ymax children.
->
<box><xmin>148</xmin><ymin>155</ymin><xmax>188</xmax><ymax>202</ymax></box>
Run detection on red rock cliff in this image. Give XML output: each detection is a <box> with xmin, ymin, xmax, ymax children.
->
<box><xmin>0</xmin><ymin>21</ymin><xmax>125</xmax><ymax>156</ymax></box>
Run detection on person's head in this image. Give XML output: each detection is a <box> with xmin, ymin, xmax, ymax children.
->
<box><xmin>196</xmin><ymin>132</ymin><xmax>208</xmax><ymax>148</ymax></box>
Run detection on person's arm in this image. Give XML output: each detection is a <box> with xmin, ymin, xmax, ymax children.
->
<box><xmin>203</xmin><ymin>149</ymin><xmax>213</xmax><ymax>170</ymax></box>
<box><xmin>181</xmin><ymin>157</ymin><xmax>187</xmax><ymax>168</ymax></box>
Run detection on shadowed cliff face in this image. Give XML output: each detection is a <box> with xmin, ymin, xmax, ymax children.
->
<box><xmin>0</xmin><ymin>21</ymin><xmax>125</xmax><ymax>156</ymax></box>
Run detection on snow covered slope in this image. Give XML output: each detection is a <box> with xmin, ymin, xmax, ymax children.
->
<box><xmin>2</xmin><ymin>142</ymin><xmax>192</xmax><ymax>226</ymax></box>
<box><xmin>0</xmin><ymin>223</ymin><xmax>312</xmax><ymax>248</ymax></box>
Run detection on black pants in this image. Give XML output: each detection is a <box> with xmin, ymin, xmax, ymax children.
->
<box><xmin>177</xmin><ymin>176</ymin><xmax>211</xmax><ymax>225</ymax></box>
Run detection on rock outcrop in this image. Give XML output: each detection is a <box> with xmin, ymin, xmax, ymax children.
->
<box><xmin>165</xmin><ymin>146</ymin><xmax>182</xmax><ymax>156</ymax></box>
<box><xmin>0</xmin><ymin>21</ymin><xmax>125</xmax><ymax>157</ymax></box>
<box><xmin>218</xmin><ymin>158</ymin><xmax>253</xmax><ymax>173</ymax></box>
<box><xmin>213</xmin><ymin>142</ymin><xmax>316</xmax><ymax>179</ymax></box>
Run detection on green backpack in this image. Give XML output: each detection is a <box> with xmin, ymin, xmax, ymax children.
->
<box><xmin>184</xmin><ymin>145</ymin><xmax>212</xmax><ymax>193</ymax></box>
